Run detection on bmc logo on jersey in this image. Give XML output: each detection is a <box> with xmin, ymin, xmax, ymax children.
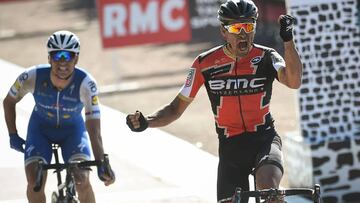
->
<box><xmin>208</xmin><ymin>76</ymin><xmax>267</xmax><ymax>95</ymax></box>
<box><xmin>209</xmin><ymin>77</ymin><xmax>266</xmax><ymax>90</ymax></box>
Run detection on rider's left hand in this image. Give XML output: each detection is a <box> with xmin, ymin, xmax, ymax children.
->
<box><xmin>279</xmin><ymin>14</ymin><xmax>296</xmax><ymax>42</ymax></box>
<box><xmin>97</xmin><ymin>160</ymin><xmax>115</xmax><ymax>186</ymax></box>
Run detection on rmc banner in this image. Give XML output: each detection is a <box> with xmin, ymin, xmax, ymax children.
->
<box><xmin>289</xmin><ymin>0</ymin><xmax>360</xmax><ymax>202</ymax></box>
<box><xmin>97</xmin><ymin>0</ymin><xmax>191</xmax><ymax>48</ymax></box>
<box><xmin>96</xmin><ymin>0</ymin><xmax>286</xmax><ymax>49</ymax></box>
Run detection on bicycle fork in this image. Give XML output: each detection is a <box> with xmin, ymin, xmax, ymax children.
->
<box><xmin>53</xmin><ymin>144</ymin><xmax>65</xmax><ymax>200</ymax></box>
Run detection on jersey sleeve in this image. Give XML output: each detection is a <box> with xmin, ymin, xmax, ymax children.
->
<box><xmin>178</xmin><ymin>57</ymin><xmax>204</xmax><ymax>101</ymax></box>
<box><xmin>80</xmin><ymin>74</ymin><xmax>101</xmax><ymax>120</ymax></box>
<box><xmin>8</xmin><ymin>67</ymin><xmax>36</xmax><ymax>100</ymax></box>
<box><xmin>270</xmin><ymin>49</ymin><xmax>286</xmax><ymax>72</ymax></box>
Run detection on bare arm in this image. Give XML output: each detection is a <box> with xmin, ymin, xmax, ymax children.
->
<box><xmin>127</xmin><ymin>95</ymin><xmax>191</xmax><ymax>130</ymax></box>
<box><xmin>278</xmin><ymin>41</ymin><xmax>303</xmax><ymax>89</ymax></box>
<box><xmin>3</xmin><ymin>95</ymin><xmax>19</xmax><ymax>134</ymax></box>
<box><xmin>147</xmin><ymin>95</ymin><xmax>191</xmax><ymax>127</ymax></box>
<box><xmin>85</xmin><ymin>118</ymin><xmax>104</xmax><ymax>160</ymax></box>
<box><xmin>86</xmin><ymin>118</ymin><xmax>115</xmax><ymax>185</ymax></box>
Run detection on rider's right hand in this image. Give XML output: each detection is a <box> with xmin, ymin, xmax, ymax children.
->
<box><xmin>9</xmin><ymin>133</ymin><xmax>25</xmax><ymax>153</ymax></box>
<box><xmin>126</xmin><ymin>111</ymin><xmax>149</xmax><ymax>132</ymax></box>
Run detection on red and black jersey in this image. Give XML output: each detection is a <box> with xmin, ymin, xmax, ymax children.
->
<box><xmin>179</xmin><ymin>44</ymin><xmax>285</xmax><ymax>139</ymax></box>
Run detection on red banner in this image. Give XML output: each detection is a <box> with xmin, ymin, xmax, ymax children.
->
<box><xmin>0</xmin><ymin>0</ymin><xmax>27</xmax><ymax>2</ymax></box>
<box><xmin>97</xmin><ymin>0</ymin><xmax>191</xmax><ymax>48</ymax></box>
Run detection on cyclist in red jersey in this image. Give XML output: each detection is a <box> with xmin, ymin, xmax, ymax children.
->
<box><xmin>126</xmin><ymin>0</ymin><xmax>302</xmax><ymax>202</ymax></box>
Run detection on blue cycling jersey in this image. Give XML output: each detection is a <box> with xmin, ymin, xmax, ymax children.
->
<box><xmin>9</xmin><ymin>64</ymin><xmax>101</xmax><ymax>127</ymax></box>
<box><xmin>8</xmin><ymin>64</ymin><xmax>100</xmax><ymax>165</ymax></box>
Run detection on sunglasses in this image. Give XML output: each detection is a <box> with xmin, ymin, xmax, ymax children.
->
<box><xmin>224</xmin><ymin>23</ymin><xmax>256</xmax><ymax>34</ymax></box>
<box><xmin>50</xmin><ymin>51</ymin><xmax>76</xmax><ymax>62</ymax></box>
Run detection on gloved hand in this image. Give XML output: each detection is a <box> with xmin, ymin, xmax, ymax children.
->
<box><xmin>279</xmin><ymin>14</ymin><xmax>295</xmax><ymax>42</ymax></box>
<box><xmin>97</xmin><ymin>154</ymin><xmax>115</xmax><ymax>186</ymax></box>
<box><xmin>126</xmin><ymin>111</ymin><xmax>149</xmax><ymax>132</ymax></box>
<box><xmin>9</xmin><ymin>133</ymin><xmax>25</xmax><ymax>153</ymax></box>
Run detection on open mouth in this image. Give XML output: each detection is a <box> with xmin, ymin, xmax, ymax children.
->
<box><xmin>238</xmin><ymin>41</ymin><xmax>248</xmax><ymax>51</ymax></box>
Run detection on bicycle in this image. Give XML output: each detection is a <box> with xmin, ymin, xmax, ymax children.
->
<box><xmin>232</xmin><ymin>184</ymin><xmax>322</xmax><ymax>203</ymax></box>
<box><xmin>33</xmin><ymin>143</ymin><xmax>113</xmax><ymax>203</ymax></box>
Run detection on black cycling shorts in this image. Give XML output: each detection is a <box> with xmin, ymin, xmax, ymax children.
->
<box><xmin>217</xmin><ymin>128</ymin><xmax>283</xmax><ymax>202</ymax></box>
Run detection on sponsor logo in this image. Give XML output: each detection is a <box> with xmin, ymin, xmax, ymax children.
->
<box><xmin>202</xmin><ymin>64</ymin><xmax>232</xmax><ymax>77</ymax></box>
<box><xmin>99</xmin><ymin>0</ymin><xmax>191</xmax><ymax>48</ymax></box>
<box><xmin>271</xmin><ymin>52</ymin><xmax>285</xmax><ymax>64</ymax></box>
<box><xmin>62</xmin><ymin>107</ymin><xmax>80</xmax><ymax>112</ymax></box>
<box><xmin>63</xmin><ymin>114</ymin><xmax>71</xmax><ymax>119</ymax></box>
<box><xmin>78</xmin><ymin>138</ymin><xmax>87</xmax><ymax>152</ymax></box>
<box><xmin>62</xmin><ymin>95</ymin><xmax>77</xmax><ymax>102</ymax></box>
<box><xmin>14</xmin><ymin>80</ymin><xmax>21</xmax><ymax>91</ymax></box>
<box><xmin>19</xmin><ymin>72</ymin><xmax>28</xmax><ymax>82</ymax></box>
<box><xmin>208</xmin><ymin>77</ymin><xmax>266</xmax><ymax>96</ymax></box>
<box><xmin>26</xmin><ymin>145</ymin><xmax>35</xmax><ymax>156</ymax></box>
<box><xmin>37</xmin><ymin>103</ymin><xmax>79</xmax><ymax>112</ymax></box>
<box><xmin>47</xmin><ymin>112</ymin><xmax>55</xmax><ymax>117</ymax></box>
<box><xmin>37</xmin><ymin>92</ymin><xmax>53</xmax><ymax>98</ymax></box>
<box><xmin>92</xmin><ymin>95</ymin><xmax>99</xmax><ymax>105</ymax></box>
<box><xmin>251</xmin><ymin>56</ymin><xmax>262</xmax><ymax>65</ymax></box>
<box><xmin>69</xmin><ymin>84</ymin><xmax>75</xmax><ymax>95</ymax></box>
<box><xmin>88</xmin><ymin>81</ymin><xmax>97</xmax><ymax>93</ymax></box>
<box><xmin>185</xmin><ymin>68</ymin><xmax>195</xmax><ymax>87</ymax></box>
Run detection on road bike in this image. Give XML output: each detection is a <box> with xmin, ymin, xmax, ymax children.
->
<box><xmin>232</xmin><ymin>184</ymin><xmax>322</xmax><ymax>203</ymax></box>
<box><xmin>33</xmin><ymin>143</ymin><xmax>113</xmax><ymax>203</ymax></box>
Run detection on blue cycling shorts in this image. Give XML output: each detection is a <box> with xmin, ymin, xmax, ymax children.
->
<box><xmin>24</xmin><ymin>112</ymin><xmax>91</xmax><ymax>166</ymax></box>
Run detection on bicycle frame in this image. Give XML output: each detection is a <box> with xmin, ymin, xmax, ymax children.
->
<box><xmin>232</xmin><ymin>184</ymin><xmax>322</xmax><ymax>203</ymax></box>
<box><xmin>33</xmin><ymin>144</ymin><xmax>103</xmax><ymax>203</ymax></box>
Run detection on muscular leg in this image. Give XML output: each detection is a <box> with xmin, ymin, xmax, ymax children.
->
<box><xmin>25</xmin><ymin>162</ymin><xmax>48</xmax><ymax>203</ymax></box>
<box><xmin>255</xmin><ymin>132</ymin><xmax>283</xmax><ymax>189</ymax></box>
<box><xmin>254</xmin><ymin>132</ymin><xmax>285</xmax><ymax>202</ymax></box>
<box><xmin>73</xmin><ymin>167</ymin><xmax>95</xmax><ymax>203</ymax></box>
<box><xmin>255</xmin><ymin>164</ymin><xmax>282</xmax><ymax>189</ymax></box>
<box><xmin>255</xmin><ymin>164</ymin><xmax>284</xmax><ymax>203</ymax></box>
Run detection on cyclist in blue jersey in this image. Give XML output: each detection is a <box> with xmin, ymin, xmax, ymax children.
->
<box><xmin>3</xmin><ymin>30</ymin><xmax>115</xmax><ymax>203</ymax></box>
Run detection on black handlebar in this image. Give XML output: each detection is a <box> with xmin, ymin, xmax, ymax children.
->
<box><xmin>233</xmin><ymin>184</ymin><xmax>322</xmax><ymax>203</ymax></box>
<box><xmin>33</xmin><ymin>156</ymin><xmax>107</xmax><ymax>192</ymax></box>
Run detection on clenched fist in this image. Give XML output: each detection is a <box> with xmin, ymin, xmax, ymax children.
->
<box><xmin>279</xmin><ymin>14</ymin><xmax>295</xmax><ymax>42</ymax></box>
<box><xmin>126</xmin><ymin>111</ymin><xmax>149</xmax><ymax>132</ymax></box>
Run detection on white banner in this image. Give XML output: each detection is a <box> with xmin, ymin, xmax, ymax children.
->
<box><xmin>289</xmin><ymin>0</ymin><xmax>360</xmax><ymax>202</ymax></box>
